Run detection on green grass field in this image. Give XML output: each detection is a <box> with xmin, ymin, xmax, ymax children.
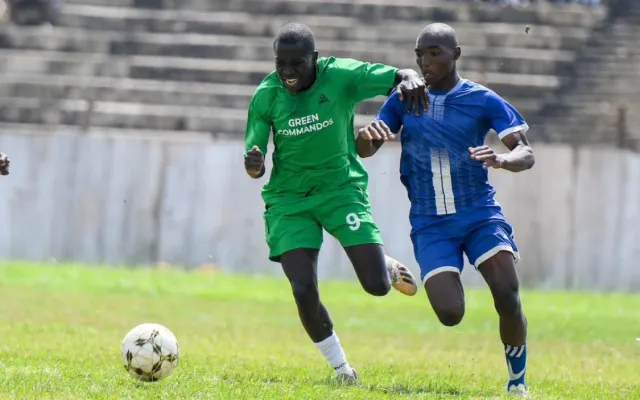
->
<box><xmin>0</xmin><ymin>262</ymin><xmax>638</xmax><ymax>399</ymax></box>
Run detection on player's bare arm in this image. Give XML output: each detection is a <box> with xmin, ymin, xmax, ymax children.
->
<box><xmin>394</xmin><ymin>69</ymin><xmax>429</xmax><ymax>116</ymax></box>
<box><xmin>0</xmin><ymin>152</ymin><xmax>10</xmax><ymax>175</ymax></box>
<box><xmin>356</xmin><ymin>120</ymin><xmax>395</xmax><ymax>158</ymax></box>
<box><xmin>244</xmin><ymin>146</ymin><xmax>265</xmax><ymax>179</ymax></box>
<box><xmin>468</xmin><ymin>131</ymin><xmax>534</xmax><ymax>172</ymax></box>
<box><xmin>243</xmin><ymin>86</ymin><xmax>271</xmax><ymax>179</ymax></box>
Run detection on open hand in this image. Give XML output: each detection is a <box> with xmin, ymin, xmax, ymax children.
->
<box><xmin>397</xmin><ymin>76</ymin><xmax>429</xmax><ymax>116</ymax></box>
<box><xmin>468</xmin><ymin>146</ymin><xmax>505</xmax><ymax>169</ymax></box>
<box><xmin>357</xmin><ymin>120</ymin><xmax>396</xmax><ymax>142</ymax></box>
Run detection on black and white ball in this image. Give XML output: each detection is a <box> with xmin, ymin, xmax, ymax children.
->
<box><xmin>120</xmin><ymin>323</ymin><xmax>180</xmax><ymax>382</ymax></box>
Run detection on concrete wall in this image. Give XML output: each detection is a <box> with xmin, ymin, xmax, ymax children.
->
<box><xmin>0</xmin><ymin>130</ymin><xmax>639</xmax><ymax>292</ymax></box>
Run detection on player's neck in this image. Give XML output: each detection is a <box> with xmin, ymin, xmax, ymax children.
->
<box><xmin>297</xmin><ymin>68</ymin><xmax>318</xmax><ymax>93</ymax></box>
<box><xmin>429</xmin><ymin>71</ymin><xmax>460</xmax><ymax>93</ymax></box>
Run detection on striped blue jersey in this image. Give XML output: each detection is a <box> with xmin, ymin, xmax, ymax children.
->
<box><xmin>374</xmin><ymin>79</ymin><xmax>528</xmax><ymax>217</ymax></box>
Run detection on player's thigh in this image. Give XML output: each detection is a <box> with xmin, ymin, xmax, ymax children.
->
<box><xmin>412</xmin><ymin>230</ymin><xmax>466</xmax><ymax>323</ymax></box>
<box><xmin>424</xmin><ymin>271</ymin><xmax>465</xmax><ymax>325</ymax></box>
<box><xmin>314</xmin><ymin>185</ymin><xmax>383</xmax><ymax>249</ymax></box>
<box><xmin>463</xmin><ymin>218</ymin><xmax>520</xmax><ymax>270</ymax></box>
<box><xmin>280</xmin><ymin>248</ymin><xmax>320</xmax><ymax>285</ymax></box>
<box><xmin>264</xmin><ymin>208</ymin><xmax>323</xmax><ymax>263</ymax></box>
<box><xmin>411</xmin><ymin>229</ymin><xmax>464</xmax><ymax>286</ymax></box>
<box><xmin>343</xmin><ymin>243</ymin><xmax>390</xmax><ymax>296</ymax></box>
<box><xmin>463</xmin><ymin>218</ymin><xmax>523</xmax><ymax>310</ymax></box>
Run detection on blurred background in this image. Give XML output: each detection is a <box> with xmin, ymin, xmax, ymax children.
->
<box><xmin>0</xmin><ymin>0</ymin><xmax>637</xmax><ymax>292</ymax></box>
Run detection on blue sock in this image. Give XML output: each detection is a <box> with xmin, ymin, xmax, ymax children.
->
<box><xmin>504</xmin><ymin>343</ymin><xmax>527</xmax><ymax>389</ymax></box>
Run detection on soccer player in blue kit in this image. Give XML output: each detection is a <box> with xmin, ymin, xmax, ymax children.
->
<box><xmin>356</xmin><ymin>23</ymin><xmax>534</xmax><ymax>397</ymax></box>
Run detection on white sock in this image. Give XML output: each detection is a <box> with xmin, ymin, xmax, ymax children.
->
<box><xmin>313</xmin><ymin>332</ymin><xmax>353</xmax><ymax>375</ymax></box>
<box><xmin>384</xmin><ymin>255</ymin><xmax>396</xmax><ymax>282</ymax></box>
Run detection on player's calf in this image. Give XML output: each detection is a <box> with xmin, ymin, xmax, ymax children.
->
<box><xmin>281</xmin><ymin>249</ymin><xmax>357</xmax><ymax>379</ymax></box>
<box><xmin>479</xmin><ymin>251</ymin><xmax>526</xmax><ymax>345</ymax></box>
<box><xmin>478</xmin><ymin>251</ymin><xmax>528</xmax><ymax>396</ymax></box>
<box><xmin>492</xmin><ymin>283</ymin><xmax>523</xmax><ymax>320</ymax></box>
<box><xmin>281</xmin><ymin>250</ymin><xmax>334</xmax><ymax>342</ymax></box>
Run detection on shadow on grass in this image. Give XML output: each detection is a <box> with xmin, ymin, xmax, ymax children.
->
<box><xmin>321</xmin><ymin>375</ymin><xmax>473</xmax><ymax>397</ymax></box>
<box><xmin>161</xmin><ymin>370</ymin><xmax>493</xmax><ymax>398</ymax></box>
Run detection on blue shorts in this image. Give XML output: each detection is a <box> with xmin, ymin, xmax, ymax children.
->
<box><xmin>410</xmin><ymin>204</ymin><xmax>519</xmax><ymax>284</ymax></box>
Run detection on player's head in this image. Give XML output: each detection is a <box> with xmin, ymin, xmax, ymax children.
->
<box><xmin>273</xmin><ymin>23</ymin><xmax>319</xmax><ymax>93</ymax></box>
<box><xmin>415</xmin><ymin>23</ymin><xmax>461</xmax><ymax>87</ymax></box>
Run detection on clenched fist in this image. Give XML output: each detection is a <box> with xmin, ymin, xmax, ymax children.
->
<box><xmin>244</xmin><ymin>145</ymin><xmax>265</xmax><ymax>178</ymax></box>
<box><xmin>0</xmin><ymin>153</ymin><xmax>9</xmax><ymax>176</ymax></box>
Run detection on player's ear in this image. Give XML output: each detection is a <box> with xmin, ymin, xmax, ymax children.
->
<box><xmin>312</xmin><ymin>50</ymin><xmax>319</xmax><ymax>63</ymax></box>
<box><xmin>453</xmin><ymin>47</ymin><xmax>461</xmax><ymax>61</ymax></box>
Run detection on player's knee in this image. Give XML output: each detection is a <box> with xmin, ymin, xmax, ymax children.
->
<box><xmin>433</xmin><ymin>304</ymin><xmax>465</xmax><ymax>327</ymax></box>
<box><xmin>290</xmin><ymin>280</ymin><xmax>319</xmax><ymax>309</ymax></box>
<box><xmin>492</xmin><ymin>286</ymin><xmax>521</xmax><ymax>317</ymax></box>
<box><xmin>361</xmin><ymin>275</ymin><xmax>391</xmax><ymax>296</ymax></box>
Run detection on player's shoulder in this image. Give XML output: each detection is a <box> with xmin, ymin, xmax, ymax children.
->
<box><xmin>455</xmin><ymin>79</ymin><xmax>506</xmax><ymax>106</ymax></box>
<box><xmin>318</xmin><ymin>56</ymin><xmax>371</xmax><ymax>74</ymax></box>
<box><xmin>455</xmin><ymin>79</ymin><xmax>491</xmax><ymax>97</ymax></box>
<box><xmin>254</xmin><ymin>71</ymin><xmax>281</xmax><ymax>93</ymax></box>
<box><xmin>251</xmin><ymin>72</ymin><xmax>282</xmax><ymax>101</ymax></box>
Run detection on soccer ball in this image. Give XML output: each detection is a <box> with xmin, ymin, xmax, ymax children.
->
<box><xmin>120</xmin><ymin>323</ymin><xmax>180</xmax><ymax>382</ymax></box>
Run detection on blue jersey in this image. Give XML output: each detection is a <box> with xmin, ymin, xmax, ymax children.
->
<box><xmin>375</xmin><ymin>79</ymin><xmax>528</xmax><ymax>217</ymax></box>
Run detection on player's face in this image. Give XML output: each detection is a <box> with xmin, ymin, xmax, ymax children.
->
<box><xmin>415</xmin><ymin>38</ymin><xmax>458</xmax><ymax>87</ymax></box>
<box><xmin>274</xmin><ymin>41</ymin><xmax>318</xmax><ymax>93</ymax></box>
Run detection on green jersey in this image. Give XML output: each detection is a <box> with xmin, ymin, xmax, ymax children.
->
<box><xmin>244</xmin><ymin>57</ymin><xmax>398</xmax><ymax>203</ymax></box>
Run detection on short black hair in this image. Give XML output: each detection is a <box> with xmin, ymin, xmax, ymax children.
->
<box><xmin>273</xmin><ymin>23</ymin><xmax>316</xmax><ymax>52</ymax></box>
<box><xmin>418</xmin><ymin>23</ymin><xmax>459</xmax><ymax>49</ymax></box>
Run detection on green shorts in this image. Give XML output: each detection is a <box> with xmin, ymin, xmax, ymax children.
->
<box><xmin>263</xmin><ymin>184</ymin><xmax>383</xmax><ymax>262</ymax></box>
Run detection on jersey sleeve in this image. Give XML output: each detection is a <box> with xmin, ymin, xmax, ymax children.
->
<box><xmin>484</xmin><ymin>91</ymin><xmax>529</xmax><ymax>139</ymax></box>
<box><xmin>334</xmin><ymin>58</ymin><xmax>398</xmax><ymax>104</ymax></box>
<box><xmin>244</xmin><ymin>89</ymin><xmax>272</xmax><ymax>156</ymax></box>
<box><xmin>373</xmin><ymin>89</ymin><xmax>403</xmax><ymax>133</ymax></box>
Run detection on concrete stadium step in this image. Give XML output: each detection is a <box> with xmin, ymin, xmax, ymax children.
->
<box><xmin>0</xmin><ymin>75</ymin><xmax>257</xmax><ymax>108</ymax></box>
<box><xmin>533</xmin><ymin>112</ymin><xmax>619</xmax><ymax>130</ymax></box>
<box><xmin>551</xmin><ymin>92</ymin><xmax>640</xmax><ymax>102</ymax></box>
<box><xmin>533</xmin><ymin>123</ymin><xmax>619</xmax><ymax>144</ymax></box>
<box><xmin>59</xmin><ymin>5</ymin><xmax>593</xmax><ymax>52</ymax></box>
<box><xmin>0</xmin><ymin>50</ymin><xmax>128</xmax><ymax>77</ymax></box>
<box><xmin>0</xmin><ymin>74</ymin><xmax>544</xmax><ymax>122</ymax></box>
<box><xmin>572</xmin><ymin>63</ymin><xmax>640</xmax><ymax>78</ymax></box>
<box><xmin>0</xmin><ymin>50</ymin><xmax>561</xmax><ymax>98</ymax></box>
<box><xmin>0</xmin><ymin>97</ymin><xmax>380</xmax><ymax>133</ymax></box>
<box><xmin>580</xmin><ymin>48</ymin><xmax>640</xmax><ymax>61</ymax></box>
<box><xmin>557</xmin><ymin>82</ymin><xmax>640</xmax><ymax>98</ymax></box>
<box><xmin>541</xmin><ymin>102</ymin><xmax>625</xmax><ymax>117</ymax></box>
<box><xmin>61</xmin><ymin>0</ymin><xmax>606</xmax><ymax>27</ymax></box>
<box><xmin>0</xmin><ymin>28</ymin><xmax>576</xmax><ymax>77</ymax></box>
<box><xmin>0</xmin><ymin>75</ymin><xmax>385</xmax><ymax>116</ymax></box>
<box><xmin>0</xmin><ymin>122</ymin><xmax>221</xmax><ymax>142</ymax></box>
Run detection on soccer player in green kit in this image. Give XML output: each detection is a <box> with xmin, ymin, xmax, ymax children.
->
<box><xmin>244</xmin><ymin>23</ymin><xmax>427</xmax><ymax>384</ymax></box>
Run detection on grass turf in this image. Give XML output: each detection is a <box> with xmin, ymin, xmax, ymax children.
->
<box><xmin>0</xmin><ymin>261</ymin><xmax>638</xmax><ymax>399</ymax></box>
